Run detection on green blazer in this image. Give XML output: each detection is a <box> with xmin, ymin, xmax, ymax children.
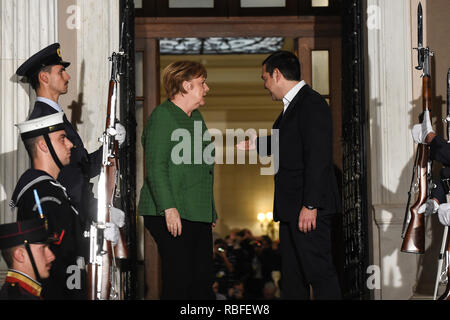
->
<box><xmin>138</xmin><ymin>99</ymin><xmax>218</xmax><ymax>223</ymax></box>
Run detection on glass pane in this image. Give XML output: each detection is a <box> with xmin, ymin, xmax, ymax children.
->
<box><xmin>169</xmin><ymin>0</ymin><xmax>214</xmax><ymax>8</ymax></box>
<box><xmin>311</xmin><ymin>0</ymin><xmax>329</xmax><ymax>7</ymax></box>
<box><xmin>134</xmin><ymin>0</ymin><xmax>142</xmax><ymax>9</ymax></box>
<box><xmin>160</xmin><ymin>37</ymin><xmax>284</xmax><ymax>55</ymax></box>
<box><xmin>311</xmin><ymin>50</ymin><xmax>330</xmax><ymax>95</ymax></box>
<box><xmin>135</xmin><ymin>51</ymin><xmax>143</xmax><ymax>98</ymax></box>
<box><xmin>240</xmin><ymin>0</ymin><xmax>286</xmax><ymax>8</ymax></box>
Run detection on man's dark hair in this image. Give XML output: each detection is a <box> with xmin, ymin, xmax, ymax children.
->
<box><xmin>262</xmin><ymin>50</ymin><xmax>301</xmax><ymax>81</ymax></box>
<box><xmin>23</xmin><ymin>136</ymin><xmax>40</xmax><ymax>160</ymax></box>
<box><xmin>28</xmin><ymin>65</ymin><xmax>53</xmax><ymax>91</ymax></box>
<box><xmin>1</xmin><ymin>246</ymin><xmax>19</xmax><ymax>268</ymax></box>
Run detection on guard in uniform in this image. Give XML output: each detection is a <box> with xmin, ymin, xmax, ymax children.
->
<box><xmin>0</xmin><ymin>219</ymin><xmax>56</xmax><ymax>300</ymax></box>
<box><xmin>15</xmin><ymin>42</ymin><xmax>126</xmax><ymax>227</ymax></box>
<box><xmin>412</xmin><ymin>110</ymin><xmax>450</xmax><ymax>225</ymax></box>
<box><xmin>10</xmin><ymin>112</ymin><xmax>92</xmax><ymax>299</ymax></box>
<box><xmin>11</xmin><ymin>112</ymin><xmax>120</xmax><ymax>300</ymax></box>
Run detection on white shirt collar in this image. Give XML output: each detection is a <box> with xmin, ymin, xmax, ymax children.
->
<box><xmin>282</xmin><ymin>80</ymin><xmax>306</xmax><ymax>113</ymax></box>
<box><xmin>36</xmin><ymin>96</ymin><xmax>63</xmax><ymax>113</ymax></box>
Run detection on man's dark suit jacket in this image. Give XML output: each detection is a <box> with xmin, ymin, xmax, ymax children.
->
<box><xmin>28</xmin><ymin>101</ymin><xmax>102</xmax><ymax>223</ymax></box>
<box><xmin>258</xmin><ymin>84</ymin><xmax>341</xmax><ymax>222</ymax></box>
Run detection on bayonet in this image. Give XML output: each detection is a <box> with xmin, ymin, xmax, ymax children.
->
<box><xmin>415</xmin><ymin>2</ymin><xmax>424</xmax><ymax>71</ymax></box>
<box><xmin>417</xmin><ymin>3</ymin><xmax>423</xmax><ymax>49</ymax></box>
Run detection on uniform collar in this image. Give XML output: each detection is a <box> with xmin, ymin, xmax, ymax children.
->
<box><xmin>5</xmin><ymin>269</ymin><xmax>42</xmax><ymax>297</ymax></box>
<box><xmin>36</xmin><ymin>96</ymin><xmax>63</xmax><ymax>113</ymax></box>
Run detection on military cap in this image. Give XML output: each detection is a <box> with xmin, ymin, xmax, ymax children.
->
<box><xmin>0</xmin><ymin>219</ymin><xmax>54</xmax><ymax>250</ymax></box>
<box><xmin>16</xmin><ymin>43</ymin><xmax>70</xmax><ymax>80</ymax></box>
<box><xmin>15</xmin><ymin>112</ymin><xmax>65</xmax><ymax>141</ymax></box>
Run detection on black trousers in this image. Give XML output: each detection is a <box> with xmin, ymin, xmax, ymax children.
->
<box><xmin>144</xmin><ymin>216</ymin><xmax>215</xmax><ymax>300</ymax></box>
<box><xmin>279</xmin><ymin>213</ymin><xmax>342</xmax><ymax>300</ymax></box>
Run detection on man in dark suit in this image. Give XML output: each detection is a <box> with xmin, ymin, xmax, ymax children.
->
<box><xmin>238</xmin><ymin>50</ymin><xmax>341</xmax><ymax>299</ymax></box>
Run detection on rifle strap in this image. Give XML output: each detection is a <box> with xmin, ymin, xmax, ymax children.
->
<box><xmin>402</xmin><ymin>146</ymin><xmax>420</xmax><ymax>238</ymax></box>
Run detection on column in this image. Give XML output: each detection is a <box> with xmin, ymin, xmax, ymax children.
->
<box><xmin>0</xmin><ymin>0</ymin><xmax>58</xmax><ymax>284</ymax></box>
<box><xmin>58</xmin><ymin>0</ymin><xmax>120</xmax><ymax>153</ymax></box>
<box><xmin>367</xmin><ymin>0</ymin><xmax>434</xmax><ymax>299</ymax></box>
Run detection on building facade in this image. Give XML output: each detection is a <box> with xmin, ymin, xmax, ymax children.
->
<box><xmin>0</xmin><ymin>0</ymin><xmax>449</xmax><ymax>300</ymax></box>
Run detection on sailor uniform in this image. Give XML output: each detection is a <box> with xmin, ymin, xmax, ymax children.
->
<box><xmin>10</xmin><ymin>169</ymin><xmax>87</xmax><ymax>300</ymax></box>
<box><xmin>29</xmin><ymin>100</ymin><xmax>102</xmax><ymax>225</ymax></box>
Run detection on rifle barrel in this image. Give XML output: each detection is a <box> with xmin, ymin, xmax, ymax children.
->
<box><xmin>87</xmin><ymin>51</ymin><xmax>128</xmax><ymax>300</ymax></box>
<box><xmin>401</xmin><ymin>3</ymin><xmax>433</xmax><ymax>254</ymax></box>
<box><xmin>447</xmin><ymin>69</ymin><xmax>450</xmax><ymax>141</ymax></box>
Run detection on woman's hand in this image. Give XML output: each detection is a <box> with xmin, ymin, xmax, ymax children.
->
<box><xmin>164</xmin><ymin>208</ymin><xmax>182</xmax><ymax>237</ymax></box>
<box><xmin>298</xmin><ymin>206</ymin><xmax>317</xmax><ymax>233</ymax></box>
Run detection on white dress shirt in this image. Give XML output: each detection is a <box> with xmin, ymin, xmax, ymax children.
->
<box><xmin>36</xmin><ymin>96</ymin><xmax>63</xmax><ymax>113</ymax></box>
<box><xmin>282</xmin><ymin>80</ymin><xmax>306</xmax><ymax>114</ymax></box>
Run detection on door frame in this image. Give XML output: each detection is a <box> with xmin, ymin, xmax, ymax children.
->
<box><xmin>135</xmin><ymin>15</ymin><xmax>341</xmax><ymax>119</ymax></box>
<box><xmin>135</xmin><ymin>15</ymin><xmax>343</xmax><ymax>299</ymax></box>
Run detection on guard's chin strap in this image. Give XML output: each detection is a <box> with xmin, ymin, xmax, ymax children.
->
<box><xmin>43</xmin><ymin>134</ymin><xmax>63</xmax><ymax>170</ymax></box>
<box><xmin>24</xmin><ymin>241</ymin><xmax>42</xmax><ymax>284</ymax></box>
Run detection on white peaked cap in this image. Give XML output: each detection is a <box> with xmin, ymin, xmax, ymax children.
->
<box><xmin>15</xmin><ymin>112</ymin><xmax>65</xmax><ymax>140</ymax></box>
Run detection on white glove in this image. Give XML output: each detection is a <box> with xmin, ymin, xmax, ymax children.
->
<box><xmin>418</xmin><ymin>199</ymin><xmax>439</xmax><ymax>216</ymax></box>
<box><xmin>110</xmin><ymin>206</ymin><xmax>125</xmax><ymax>228</ymax></box>
<box><xmin>411</xmin><ymin>110</ymin><xmax>434</xmax><ymax>144</ymax></box>
<box><xmin>438</xmin><ymin>203</ymin><xmax>450</xmax><ymax>226</ymax></box>
<box><xmin>104</xmin><ymin>222</ymin><xmax>119</xmax><ymax>246</ymax></box>
<box><xmin>115</xmin><ymin>123</ymin><xmax>126</xmax><ymax>147</ymax></box>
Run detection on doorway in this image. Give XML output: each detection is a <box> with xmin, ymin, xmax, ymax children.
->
<box><xmin>134</xmin><ymin>15</ymin><xmax>343</xmax><ymax>299</ymax></box>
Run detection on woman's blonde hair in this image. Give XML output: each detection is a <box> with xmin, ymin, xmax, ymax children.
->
<box><xmin>163</xmin><ymin>61</ymin><xmax>207</xmax><ymax>99</ymax></box>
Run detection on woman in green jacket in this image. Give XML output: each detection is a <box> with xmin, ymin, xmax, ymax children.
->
<box><xmin>138</xmin><ymin>61</ymin><xmax>217</xmax><ymax>299</ymax></box>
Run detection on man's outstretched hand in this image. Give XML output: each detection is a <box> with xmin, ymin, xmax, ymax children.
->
<box><xmin>236</xmin><ymin>131</ymin><xmax>257</xmax><ymax>151</ymax></box>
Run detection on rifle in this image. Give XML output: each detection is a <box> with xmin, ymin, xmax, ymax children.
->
<box><xmin>401</xmin><ymin>2</ymin><xmax>434</xmax><ymax>254</ymax></box>
<box><xmin>438</xmin><ymin>232</ymin><xmax>450</xmax><ymax>300</ymax></box>
<box><xmin>86</xmin><ymin>49</ymin><xmax>128</xmax><ymax>300</ymax></box>
<box><xmin>434</xmin><ymin>69</ymin><xmax>450</xmax><ymax>300</ymax></box>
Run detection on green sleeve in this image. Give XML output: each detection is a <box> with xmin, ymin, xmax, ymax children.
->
<box><xmin>144</xmin><ymin>107</ymin><xmax>177</xmax><ymax>213</ymax></box>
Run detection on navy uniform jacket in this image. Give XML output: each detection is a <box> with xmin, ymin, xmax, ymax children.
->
<box><xmin>11</xmin><ymin>169</ymin><xmax>87</xmax><ymax>300</ymax></box>
<box><xmin>28</xmin><ymin>100</ymin><xmax>102</xmax><ymax>223</ymax></box>
<box><xmin>430</xmin><ymin>135</ymin><xmax>450</xmax><ymax>166</ymax></box>
<box><xmin>256</xmin><ymin>85</ymin><xmax>341</xmax><ymax>222</ymax></box>
<box><xmin>430</xmin><ymin>135</ymin><xmax>450</xmax><ymax>203</ymax></box>
<box><xmin>0</xmin><ymin>270</ymin><xmax>42</xmax><ymax>300</ymax></box>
